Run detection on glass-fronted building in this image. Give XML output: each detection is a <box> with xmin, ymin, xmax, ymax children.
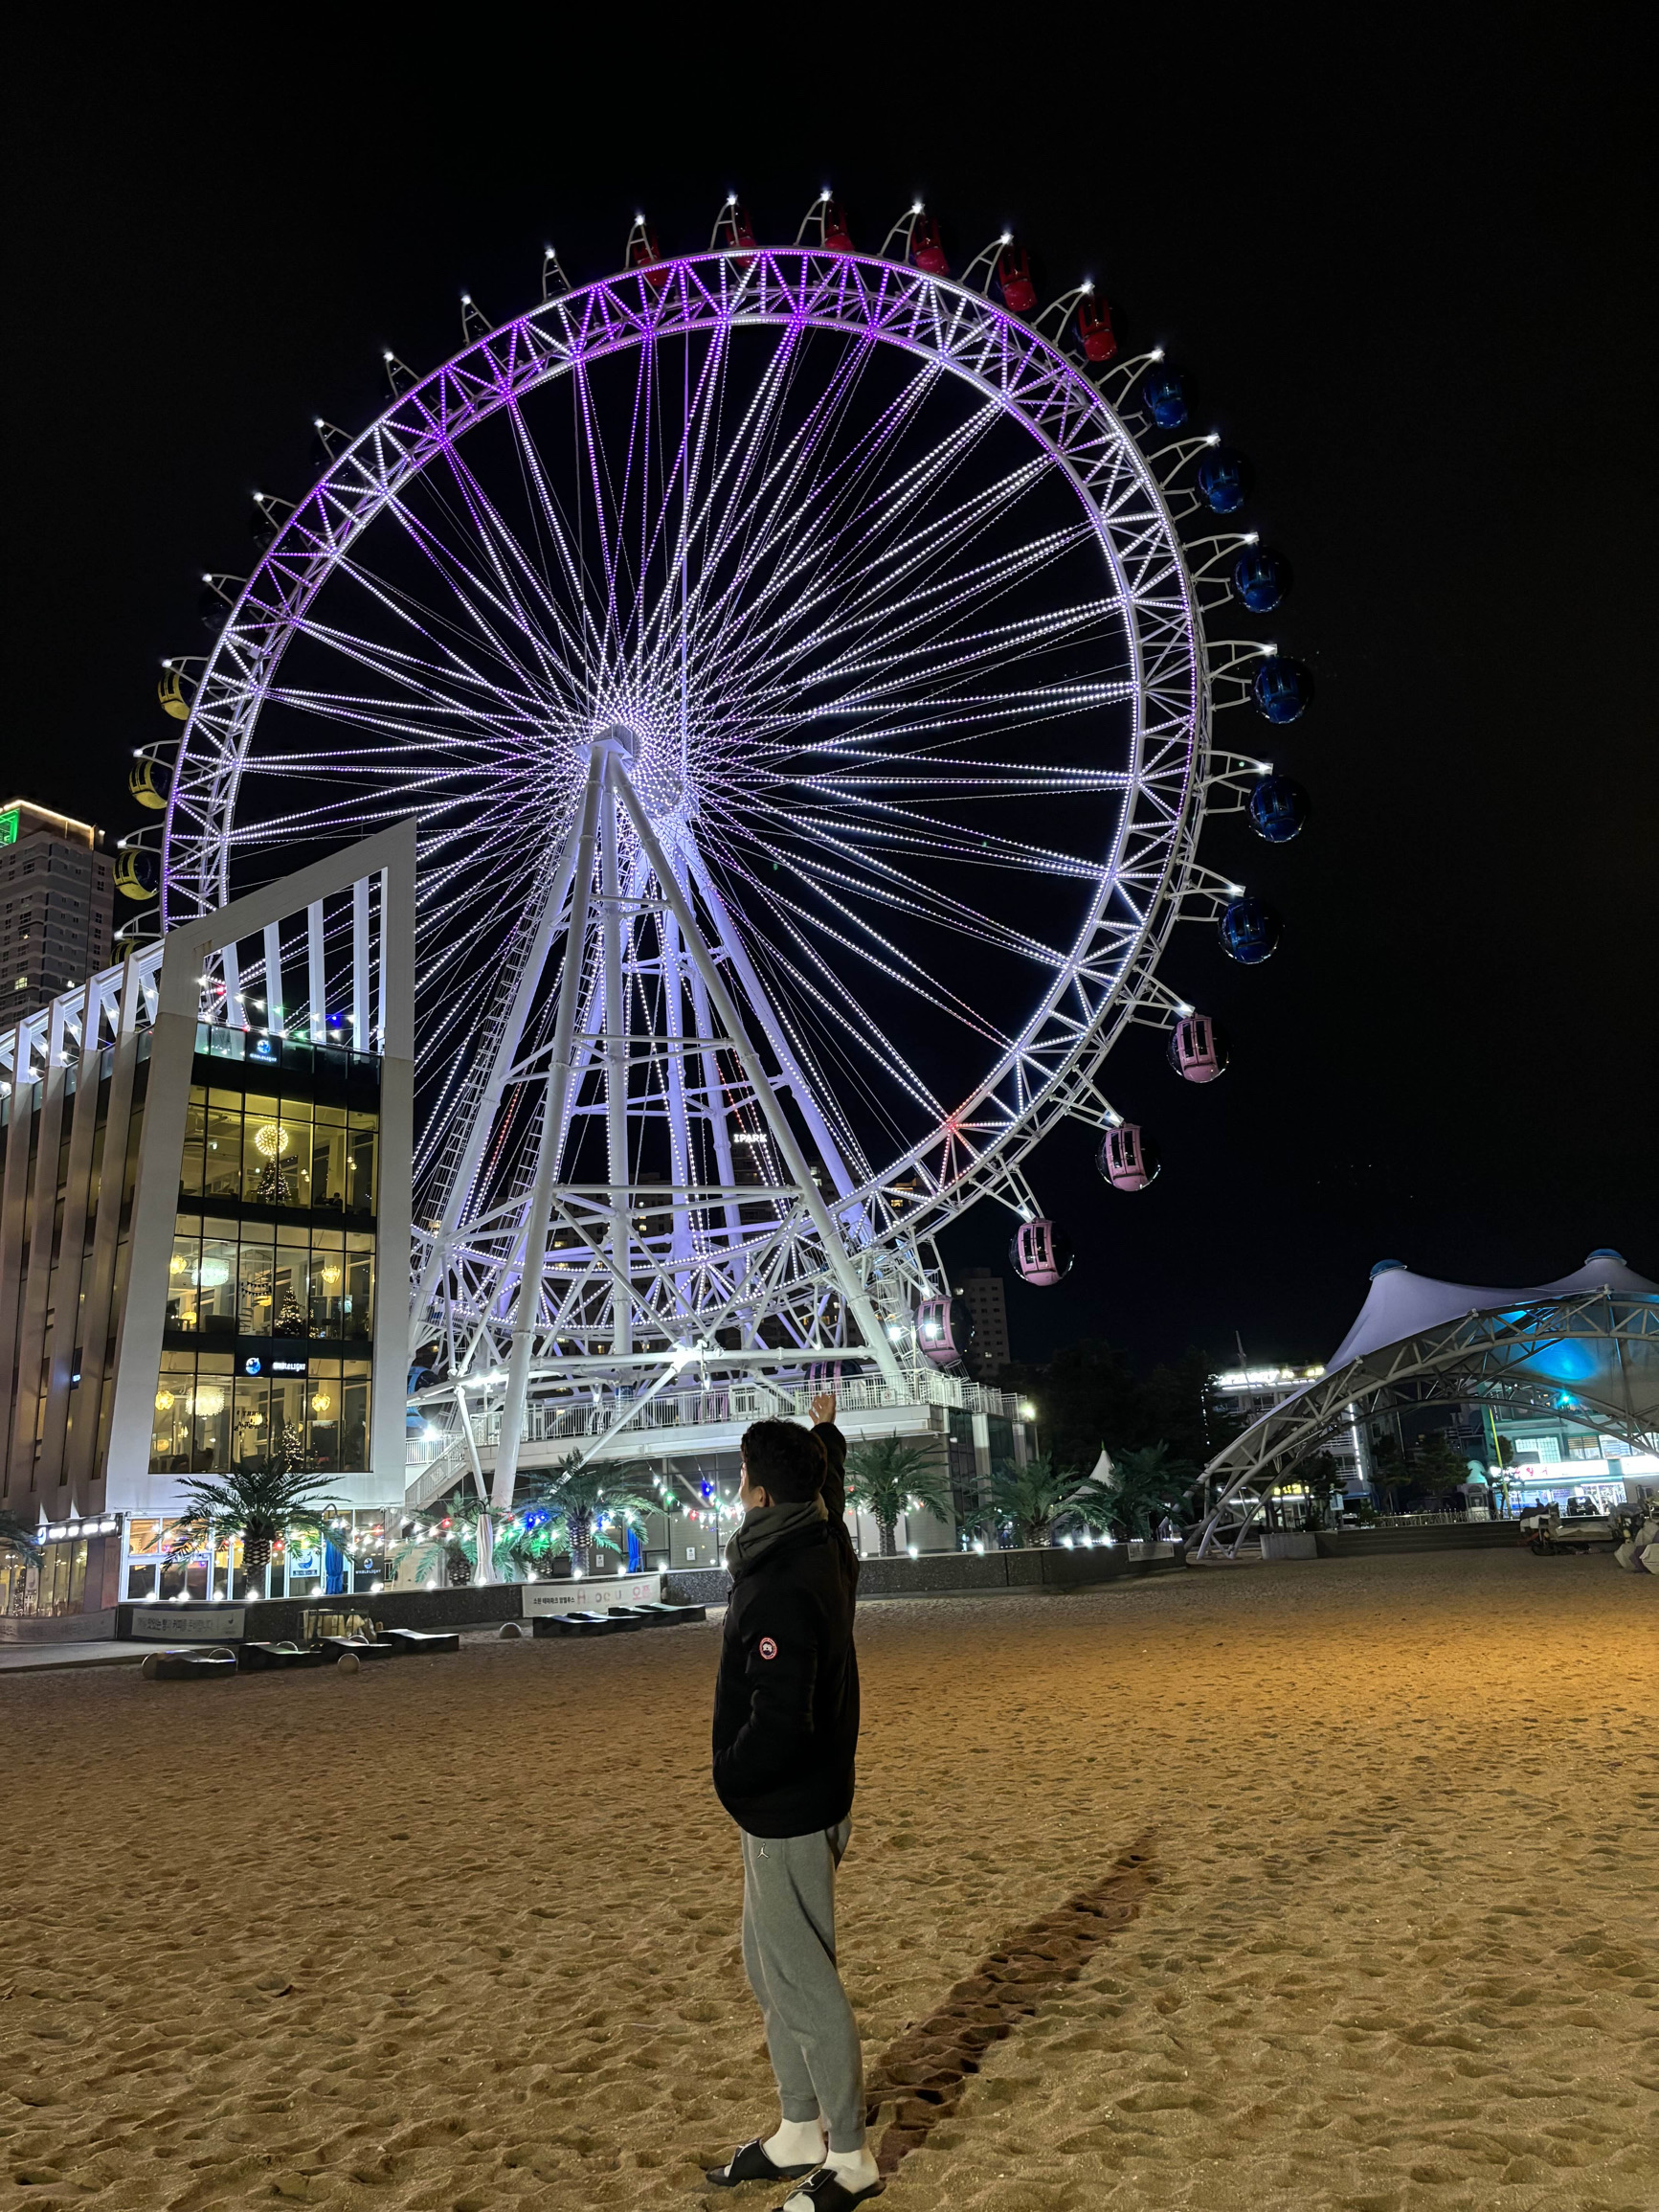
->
<box><xmin>0</xmin><ymin>824</ymin><xmax>415</xmax><ymax>1630</ymax></box>
<box><xmin>156</xmin><ymin>1026</ymin><xmax>381</xmax><ymax>1486</ymax></box>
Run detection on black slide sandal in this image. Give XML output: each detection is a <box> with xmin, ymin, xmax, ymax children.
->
<box><xmin>705</xmin><ymin>2137</ymin><xmax>819</xmax><ymax>2187</ymax></box>
<box><xmin>769</xmin><ymin>2170</ymin><xmax>885</xmax><ymax>2212</ymax></box>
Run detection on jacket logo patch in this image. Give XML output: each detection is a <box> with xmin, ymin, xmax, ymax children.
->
<box><xmin>758</xmin><ymin>1636</ymin><xmax>778</xmax><ymax>1660</ymax></box>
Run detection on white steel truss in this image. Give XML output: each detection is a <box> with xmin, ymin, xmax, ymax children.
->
<box><xmin>1193</xmin><ymin>1289</ymin><xmax>1659</xmax><ymax>1557</ymax></box>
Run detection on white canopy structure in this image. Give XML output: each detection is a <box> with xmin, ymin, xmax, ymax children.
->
<box><xmin>1193</xmin><ymin>1251</ymin><xmax>1659</xmax><ymax>1557</ymax></box>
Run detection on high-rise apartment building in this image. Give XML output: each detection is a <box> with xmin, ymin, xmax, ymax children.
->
<box><xmin>954</xmin><ymin>1265</ymin><xmax>1012</xmax><ymax>1378</ymax></box>
<box><xmin>0</xmin><ymin>801</ymin><xmax>114</xmax><ymax>1023</ymax></box>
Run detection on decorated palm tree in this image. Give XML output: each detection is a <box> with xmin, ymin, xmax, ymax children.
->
<box><xmin>167</xmin><ymin>1463</ymin><xmax>342</xmax><ymax>1588</ymax></box>
<box><xmin>843</xmin><ymin>1436</ymin><xmax>953</xmax><ymax>1556</ymax></box>
<box><xmin>987</xmin><ymin>1451</ymin><xmax>1099</xmax><ymax>1548</ymax></box>
<box><xmin>515</xmin><ymin>1454</ymin><xmax>659</xmax><ymax>1574</ymax></box>
<box><xmin>400</xmin><ymin>1490</ymin><xmax>492</xmax><ymax>1586</ymax></box>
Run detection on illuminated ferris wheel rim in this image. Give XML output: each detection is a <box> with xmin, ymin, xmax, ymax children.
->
<box><xmin>161</xmin><ymin>244</ymin><xmax>1212</xmax><ymax>1241</ymax></box>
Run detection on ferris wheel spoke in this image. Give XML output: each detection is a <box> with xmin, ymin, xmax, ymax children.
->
<box><xmin>755</xmin><ymin>597</ymin><xmax>1129</xmax><ymax>726</ymax></box>
<box><xmin>255</xmin><ymin>594</ymin><xmax>553</xmax><ymax>730</ymax></box>
<box><xmin>737</xmin><ymin>781</ymin><xmax>1115</xmax><ymax>885</ymax></box>
<box><xmin>681</xmin><ymin>336</ymin><xmax>949</xmax><ymax>679</ymax></box>
<box><xmin>412</xmin><ymin>436</ymin><xmax>600</xmax><ymax>698</ymax></box>
<box><xmin>707</xmin><ymin>438</ymin><xmax>1048</xmax><ymax>689</ymax></box>
<box><xmin>286</xmin><ymin>563</ymin><xmax>565</xmax><ymax>734</ymax></box>
<box><xmin>702</xmin><ymin>827</ymin><xmax>1020</xmax><ymax>1050</ymax></box>
<box><xmin>257</xmin><ymin>687</ymin><xmax>546</xmax><ymax>762</ymax></box>
<box><xmin>688</xmin><ymin>375</ymin><xmax>999</xmax><ymax>692</ymax></box>
<box><xmin>779</xmin><ymin>508</ymin><xmax>1094</xmax><ymax>683</ymax></box>
<box><xmin>719</xmin><ymin>812</ymin><xmax>1070</xmax><ymax>965</ymax></box>
<box><xmin>342</xmin><ymin>481</ymin><xmax>586</xmax><ymax>707</ymax></box>
<box><xmin>793</xmin><ymin>753</ymin><xmax>1132</xmax><ymax>790</ymax></box>
<box><xmin>719</xmin><ymin>827</ymin><xmax>1066</xmax><ymax>989</ymax></box>
<box><xmin>697</xmin><ymin>476</ymin><xmax>1098</xmax><ymax>728</ymax></box>
<box><xmin>624</xmin><ymin>326</ymin><xmax>736</xmax><ymax>685</ymax></box>
<box><xmin>716</xmin><ymin>876</ymin><xmax>954</xmax><ymax>1117</ymax></box>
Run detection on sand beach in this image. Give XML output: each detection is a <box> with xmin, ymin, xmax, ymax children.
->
<box><xmin>2</xmin><ymin>1549</ymin><xmax>1654</xmax><ymax>2212</ymax></box>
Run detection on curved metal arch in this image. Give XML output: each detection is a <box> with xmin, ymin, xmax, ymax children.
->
<box><xmin>1193</xmin><ymin>1290</ymin><xmax>1659</xmax><ymax>1556</ymax></box>
<box><xmin>160</xmin><ymin>247</ymin><xmax>1214</xmax><ymax>1266</ymax></box>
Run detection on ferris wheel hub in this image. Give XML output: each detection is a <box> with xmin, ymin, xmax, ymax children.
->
<box><xmin>589</xmin><ymin>722</ymin><xmax>639</xmax><ymax>759</ymax></box>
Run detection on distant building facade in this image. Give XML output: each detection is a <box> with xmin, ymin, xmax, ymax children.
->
<box><xmin>954</xmin><ymin>1265</ymin><xmax>1012</xmax><ymax>1379</ymax></box>
<box><xmin>0</xmin><ymin>801</ymin><xmax>114</xmax><ymax>1023</ymax></box>
<box><xmin>1209</xmin><ymin>1363</ymin><xmax>1371</xmax><ymax>1495</ymax></box>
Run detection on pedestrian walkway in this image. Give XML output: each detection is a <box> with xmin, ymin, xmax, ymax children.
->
<box><xmin>0</xmin><ymin>1638</ymin><xmax>225</xmax><ymax>1676</ymax></box>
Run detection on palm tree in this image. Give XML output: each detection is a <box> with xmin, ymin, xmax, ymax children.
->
<box><xmin>987</xmin><ymin>1451</ymin><xmax>1098</xmax><ymax>1547</ymax></box>
<box><xmin>168</xmin><ymin>1463</ymin><xmax>342</xmax><ymax>1588</ymax></box>
<box><xmin>515</xmin><ymin>1455</ymin><xmax>659</xmax><ymax>1573</ymax></box>
<box><xmin>844</xmin><ymin>1436</ymin><xmax>953</xmax><ymax>1555</ymax></box>
<box><xmin>397</xmin><ymin>1492</ymin><xmax>489</xmax><ymax>1586</ymax></box>
<box><xmin>1080</xmin><ymin>1442</ymin><xmax>1196</xmax><ymax>1541</ymax></box>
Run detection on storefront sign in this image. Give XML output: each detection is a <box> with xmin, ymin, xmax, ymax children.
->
<box><xmin>522</xmin><ymin>1572</ymin><xmax>661</xmax><ymax>1618</ymax></box>
<box><xmin>239</xmin><ymin>1351</ymin><xmax>307</xmax><ymax>1377</ymax></box>
<box><xmin>128</xmin><ymin>1604</ymin><xmax>247</xmax><ymax>1640</ymax></box>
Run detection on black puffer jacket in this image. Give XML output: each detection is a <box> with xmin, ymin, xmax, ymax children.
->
<box><xmin>711</xmin><ymin>1426</ymin><xmax>860</xmax><ymax>1838</ymax></box>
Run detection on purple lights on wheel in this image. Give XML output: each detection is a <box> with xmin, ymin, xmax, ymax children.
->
<box><xmin>152</xmin><ymin>203</ymin><xmax>1306</xmax><ymax>1385</ymax></box>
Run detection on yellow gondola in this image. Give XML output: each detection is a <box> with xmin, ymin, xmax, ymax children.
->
<box><xmin>114</xmin><ymin>850</ymin><xmax>158</xmax><ymax>901</ymax></box>
<box><xmin>157</xmin><ymin>667</ymin><xmax>191</xmax><ymax>720</ymax></box>
<box><xmin>129</xmin><ymin>756</ymin><xmax>169</xmax><ymax>809</ymax></box>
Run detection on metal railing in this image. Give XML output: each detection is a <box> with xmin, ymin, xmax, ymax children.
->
<box><xmin>414</xmin><ymin>1371</ymin><xmax>1020</xmax><ymax>1460</ymax></box>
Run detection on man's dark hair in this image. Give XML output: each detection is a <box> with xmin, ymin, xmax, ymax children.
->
<box><xmin>742</xmin><ymin>1419</ymin><xmax>826</xmax><ymax>1504</ymax></box>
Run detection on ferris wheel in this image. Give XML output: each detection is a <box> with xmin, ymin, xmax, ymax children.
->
<box><xmin>138</xmin><ymin>192</ymin><xmax>1311</xmax><ymax>1470</ymax></box>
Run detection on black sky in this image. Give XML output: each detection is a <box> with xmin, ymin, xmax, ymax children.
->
<box><xmin>5</xmin><ymin>19</ymin><xmax>1654</xmax><ymax>1369</ymax></box>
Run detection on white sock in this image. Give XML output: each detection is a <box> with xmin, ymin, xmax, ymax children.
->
<box><xmin>765</xmin><ymin>2116</ymin><xmax>824</xmax><ymax>2168</ymax></box>
<box><xmin>824</xmin><ymin>2143</ymin><xmax>878</xmax><ymax>2192</ymax></box>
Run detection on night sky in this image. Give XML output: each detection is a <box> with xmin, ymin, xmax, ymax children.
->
<box><xmin>7</xmin><ymin>26</ymin><xmax>1653</xmax><ymax>1370</ymax></box>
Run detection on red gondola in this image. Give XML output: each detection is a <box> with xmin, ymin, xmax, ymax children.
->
<box><xmin>821</xmin><ymin>197</ymin><xmax>854</xmax><ymax>252</ymax></box>
<box><xmin>714</xmin><ymin>199</ymin><xmax>757</xmax><ymax>267</ymax></box>
<box><xmin>997</xmin><ymin>243</ymin><xmax>1038</xmax><ymax>314</ymax></box>
<box><xmin>1010</xmin><ymin>1218</ymin><xmax>1073</xmax><ymax>1286</ymax></box>
<box><xmin>910</xmin><ymin>213</ymin><xmax>949</xmax><ymax>276</ymax></box>
<box><xmin>627</xmin><ymin>220</ymin><xmax>669</xmax><ymax>293</ymax></box>
<box><xmin>1077</xmin><ymin>293</ymin><xmax>1118</xmax><ymax>364</ymax></box>
<box><xmin>1167</xmin><ymin>1013</ymin><xmax>1229</xmax><ymax>1084</ymax></box>
<box><xmin>1096</xmin><ymin>1122</ymin><xmax>1160</xmax><ymax>1192</ymax></box>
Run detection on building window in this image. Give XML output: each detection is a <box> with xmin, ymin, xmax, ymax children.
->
<box><xmin>168</xmin><ymin>1214</ymin><xmax>373</xmax><ymax>1344</ymax></box>
<box><xmin>150</xmin><ymin>1347</ymin><xmax>370</xmax><ymax>1475</ymax></box>
<box><xmin>37</xmin><ymin>1539</ymin><xmax>89</xmax><ymax>1616</ymax></box>
<box><xmin>180</xmin><ymin>1083</ymin><xmax>376</xmax><ymax>1216</ymax></box>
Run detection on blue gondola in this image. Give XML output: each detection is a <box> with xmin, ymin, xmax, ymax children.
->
<box><xmin>1231</xmin><ymin>546</ymin><xmax>1288</xmax><ymax>612</ymax></box>
<box><xmin>1196</xmin><ymin>447</ymin><xmax>1248</xmax><ymax>513</ymax></box>
<box><xmin>1248</xmin><ymin>775</ymin><xmax>1310</xmax><ymax>844</ymax></box>
<box><xmin>1219</xmin><ymin>896</ymin><xmax>1282</xmax><ymax>966</ymax></box>
<box><xmin>1252</xmin><ymin>658</ymin><xmax>1312</xmax><ymax>724</ymax></box>
<box><xmin>1142</xmin><ymin>369</ymin><xmax>1188</xmax><ymax>428</ymax></box>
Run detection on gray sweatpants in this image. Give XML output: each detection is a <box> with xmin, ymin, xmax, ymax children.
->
<box><xmin>740</xmin><ymin>1817</ymin><xmax>864</xmax><ymax>2153</ymax></box>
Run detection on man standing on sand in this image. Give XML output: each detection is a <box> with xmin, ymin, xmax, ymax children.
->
<box><xmin>705</xmin><ymin>1392</ymin><xmax>882</xmax><ymax>2210</ymax></box>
